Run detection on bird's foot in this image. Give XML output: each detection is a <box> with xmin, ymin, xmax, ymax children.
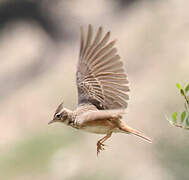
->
<box><xmin>97</xmin><ymin>141</ymin><xmax>107</xmax><ymax>156</ymax></box>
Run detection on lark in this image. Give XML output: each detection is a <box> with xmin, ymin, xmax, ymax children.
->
<box><xmin>49</xmin><ymin>24</ymin><xmax>152</xmax><ymax>155</ymax></box>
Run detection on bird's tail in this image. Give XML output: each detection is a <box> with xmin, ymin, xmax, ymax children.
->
<box><xmin>120</xmin><ymin>124</ymin><xmax>152</xmax><ymax>143</ymax></box>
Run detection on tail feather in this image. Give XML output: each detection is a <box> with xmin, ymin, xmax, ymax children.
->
<box><xmin>120</xmin><ymin>125</ymin><xmax>152</xmax><ymax>143</ymax></box>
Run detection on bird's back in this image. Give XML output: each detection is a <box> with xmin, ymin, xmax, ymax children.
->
<box><xmin>74</xmin><ymin>103</ymin><xmax>98</xmax><ymax>117</ymax></box>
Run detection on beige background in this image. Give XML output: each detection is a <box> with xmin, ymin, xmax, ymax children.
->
<box><xmin>0</xmin><ymin>0</ymin><xmax>189</xmax><ymax>179</ymax></box>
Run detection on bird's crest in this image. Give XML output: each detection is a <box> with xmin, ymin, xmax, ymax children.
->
<box><xmin>55</xmin><ymin>101</ymin><xmax>64</xmax><ymax>115</ymax></box>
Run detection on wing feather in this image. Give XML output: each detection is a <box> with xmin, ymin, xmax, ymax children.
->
<box><xmin>76</xmin><ymin>24</ymin><xmax>129</xmax><ymax>110</ymax></box>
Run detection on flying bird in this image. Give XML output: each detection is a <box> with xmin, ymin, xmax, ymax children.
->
<box><xmin>49</xmin><ymin>24</ymin><xmax>152</xmax><ymax>155</ymax></box>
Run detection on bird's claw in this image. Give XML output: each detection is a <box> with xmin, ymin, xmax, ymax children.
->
<box><xmin>97</xmin><ymin>141</ymin><xmax>107</xmax><ymax>156</ymax></box>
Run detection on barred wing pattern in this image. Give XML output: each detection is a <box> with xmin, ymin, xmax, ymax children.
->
<box><xmin>76</xmin><ymin>24</ymin><xmax>129</xmax><ymax>110</ymax></box>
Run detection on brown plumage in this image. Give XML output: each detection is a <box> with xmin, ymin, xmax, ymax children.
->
<box><xmin>49</xmin><ymin>24</ymin><xmax>151</xmax><ymax>155</ymax></box>
<box><xmin>77</xmin><ymin>25</ymin><xmax>129</xmax><ymax>110</ymax></box>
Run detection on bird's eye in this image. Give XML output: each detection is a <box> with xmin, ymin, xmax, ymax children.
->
<box><xmin>56</xmin><ymin>114</ymin><xmax>62</xmax><ymax>119</ymax></box>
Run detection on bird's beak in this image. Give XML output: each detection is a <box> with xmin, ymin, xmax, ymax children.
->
<box><xmin>48</xmin><ymin>119</ymin><xmax>55</xmax><ymax>125</ymax></box>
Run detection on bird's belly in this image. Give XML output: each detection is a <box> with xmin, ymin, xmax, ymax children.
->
<box><xmin>81</xmin><ymin>126</ymin><xmax>112</xmax><ymax>134</ymax></box>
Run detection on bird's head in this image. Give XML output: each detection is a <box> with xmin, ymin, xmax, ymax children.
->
<box><xmin>48</xmin><ymin>102</ymin><xmax>72</xmax><ymax>125</ymax></box>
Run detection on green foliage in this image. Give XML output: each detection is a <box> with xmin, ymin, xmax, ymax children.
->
<box><xmin>180</xmin><ymin>89</ymin><xmax>185</xmax><ymax>96</ymax></box>
<box><xmin>186</xmin><ymin>116</ymin><xmax>189</xmax><ymax>126</ymax></box>
<box><xmin>185</xmin><ymin>84</ymin><xmax>189</xmax><ymax>93</ymax></box>
<box><xmin>172</xmin><ymin>112</ymin><xmax>177</xmax><ymax>123</ymax></box>
<box><xmin>176</xmin><ymin>83</ymin><xmax>181</xmax><ymax>90</ymax></box>
<box><xmin>167</xmin><ymin>83</ymin><xmax>189</xmax><ymax>129</ymax></box>
<box><xmin>181</xmin><ymin>111</ymin><xmax>186</xmax><ymax>123</ymax></box>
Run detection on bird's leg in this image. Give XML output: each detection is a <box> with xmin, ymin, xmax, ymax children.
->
<box><xmin>97</xmin><ymin>132</ymin><xmax>112</xmax><ymax>156</ymax></box>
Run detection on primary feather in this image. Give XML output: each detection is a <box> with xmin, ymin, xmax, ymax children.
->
<box><xmin>76</xmin><ymin>24</ymin><xmax>129</xmax><ymax>110</ymax></box>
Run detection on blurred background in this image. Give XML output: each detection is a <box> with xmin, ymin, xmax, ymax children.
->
<box><xmin>0</xmin><ymin>0</ymin><xmax>189</xmax><ymax>179</ymax></box>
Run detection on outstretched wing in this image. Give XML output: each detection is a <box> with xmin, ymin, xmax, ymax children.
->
<box><xmin>76</xmin><ymin>24</ymin><xmax>129</xmax><ymax>110</ymax></box>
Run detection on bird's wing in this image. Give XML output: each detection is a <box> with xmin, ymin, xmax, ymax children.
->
<box><xmin>75</xmin><ymin>109</ymin><xmax>125</xmax><ymax>126</ymax></box>
<box><xmin>76</xmin><ymin>24</ymin><xmax>129</xmax><ymax>110</ymax></box>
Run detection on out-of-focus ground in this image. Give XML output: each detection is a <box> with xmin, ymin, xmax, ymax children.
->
<box><xmin>0</xmin><ymin>0</ymin><xmax>189</xmax><ymax>179</ymax></box>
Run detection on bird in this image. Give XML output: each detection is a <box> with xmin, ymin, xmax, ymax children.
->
<box><xmin>48</xmin><ymin>24</ymin><xmax>152</xmax><ymax>155</ymax></box>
